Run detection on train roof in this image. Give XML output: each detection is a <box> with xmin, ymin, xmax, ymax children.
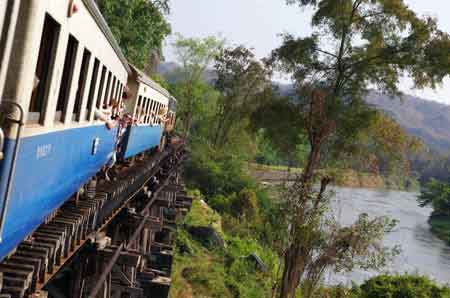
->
<box><xmin>83</xmin><ymin>0</ymin><xmax>131</xmax><ymax>74</ymax></box>
<box><xmin>129</xmin><ymin>64</ymin><xmax>173</xmax><ymax>99</ymax></box>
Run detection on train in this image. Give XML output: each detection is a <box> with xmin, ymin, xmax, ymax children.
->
<box><xmin>0</xmin><ymin>0</ymin><xmax>176</xmax><ymax>262</ymax></box>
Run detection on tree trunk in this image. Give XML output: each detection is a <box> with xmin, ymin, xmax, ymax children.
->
<box><xmin>279</xmin><ymin>244</ymin><xmax>306</xmax><ymax>298</ymax></box>
<box><xmin>279</xmin><ymin>142</ymin><xmax>322</xmax><ymax>298</ymax></box>
<box><xmin>183</xmin><ymin>112</ymin><xmax>192</xmax><ymax>139</ymax></box>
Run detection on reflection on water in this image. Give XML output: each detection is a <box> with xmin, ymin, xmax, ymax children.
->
<box><xmin>326</xmin><ymin>187</ymin><xmax>450</xmax><ymax>285</ymax></box>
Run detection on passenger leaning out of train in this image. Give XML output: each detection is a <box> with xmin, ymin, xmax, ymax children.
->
<box><xmin>157</xmin><ymin>107</ymin><xmax>171</xmax><ymax>126</ymax></box>
<box><xmin>95</xmin><ymin>102</ymin><xmax>117</xmax><ymax>130</ymax></box>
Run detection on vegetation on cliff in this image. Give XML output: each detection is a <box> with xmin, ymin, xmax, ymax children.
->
<box><xmin>419</xmin><ymin>179</ymin><xmax>450</xmax><ymax>244</ymax></box>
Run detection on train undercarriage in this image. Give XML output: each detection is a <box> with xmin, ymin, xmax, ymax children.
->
<box><xmin>0</xmin><ymin>142</ymin><xmax>190</xmax><ymax>298</ymax></box>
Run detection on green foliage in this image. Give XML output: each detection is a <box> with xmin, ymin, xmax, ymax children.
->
<box><xmin>429</xmin><ymin>215</ymin><xmax>450</xmax><ymax>245</ymax></box>
<box><xmin>358</xmin><ymin>275</ymin><xmax>450</xmax><ymax>298</ymax></box>
<box><xmin>230</xmin><ymin>188</ymin><xmax>259</xmax><ymax>219</ymax></box>
<box><xmin>171</xmin><ymin>188</ymin><xmax>278</xmax><ymax>298</ymax></box>
<box><xmin>255</xmin><ymin>130</ymin><xmax>288</xmax><ymax>166</ymax></box>
<box><xmin>184</xmin><ymin>198</ymin><xmax>223</xmax><ymax>235</ymax></box>
<box><xmin>419</xmin><ymin>179</ymin><xmax>450</xmax><ymax>217</ymax></box>
<box><xmin>209</xmin><ymin>194</ymin><xmax>234</xmax><ymax>214</ymax></box>
<box><xmin>184</xmin><ymin>141</ymin><xmax>255</xmax><ymax>198</ymax></box>
<box><xmin>170</xmin><ymin>35</ymin><xmax>224</xmax><ymax>137</ymax></box>
<box><xmin>251</xmin><ymin>92</ymin><xmax>306</xmax><ymax>161</ymax></box>
<box><xmin>171</xmin><ymin>80</ymin><xmax>219</xmax><ymax>136</ymax></box>
<box><xmin>98</xmin><ymin>0</ymin><xmax>170</xmax><ymax>70</ymax></box>
<box><xmin>212</xmin><ymin>46</ymin><xmax>273</xmax><ymax>148</ymax></box>
<box><xmin>150</xmin><ymin>74</ymin><xmax>170</xmax><ymax>90</ymax></box>
<box><xmin>328</xmin><ymin>112</ymin><xmax>423</xmax><ymax>177</ymax></box>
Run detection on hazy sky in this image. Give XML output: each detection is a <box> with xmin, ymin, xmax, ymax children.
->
<box><xmin>163</xmin><ymin>1</ymin><xmax>450</xmax><ymax>104</ymax></box>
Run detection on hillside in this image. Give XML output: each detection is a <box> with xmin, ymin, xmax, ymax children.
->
<box><xmin>366</xmin><ymin>92</ymin><xmax>450</xmax><ymax>153</ymax></box>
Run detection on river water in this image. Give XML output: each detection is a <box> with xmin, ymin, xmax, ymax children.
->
<box><xmin>326</xmin><ymin>187</ymin><xmax>450</xmax><ymax>285</ymax></box>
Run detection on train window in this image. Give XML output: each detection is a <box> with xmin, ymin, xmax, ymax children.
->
<box><xmin>144</xmin><ymin>98</ymin><xmax>150</xmax><ymax>123</ymax></box>
<box><xmin>150</xmin><ymin>100</ymin><xmax>156</xmax><ymax>123</ymax></box>
<box><xmin>120</xmin><ymin>84</ymin><xmax>125</xmax><ymax>108</ymax></box>
<box><xmin>55</xmin><ymin>34</ymin><xmax>79</xmax><ymax>123</ymax></box>
<box><xmin>86</xmin><ymin>58</ymin><xmax>100</xmax><ymax>121</ymax></box>
<box><xmin>103</xmin><ymin>71</ymin><xmax>112</xmax><ymax>108</ymax></box>
<box><xmin>110</xmin><ymin>76</ymin><xmax>116</xmax><ymax>105</ymax></box>
<box><xmin>73</xmin><ymin>48</ymin><xmax>91</xmax><ymax>121</ymax></box>
<box><xmin>113</xmin><ymin>81</ymin><xmax>118</xmax><ymax>103</ymax></box>
<box><xmin>141</xmin><ymin>97</ymin><xmax>148</xmax><ymax>123</ymax></box>
<box><xmin>136</xmin><ymin>96</ymin><xmax>142</xmax><ymax>122</ymax></box>
<box><xmin>144</xmin><ymin>98</ymin><xmax>151</xmax><ymax>123</ymax></box>
<box><xmin>96</xmin><ymin>66</ymin><xmax>106</xmax><ymax>109</ymax></box>
<box><xmin>117</xmin><ymin>83</ymin><xmax>122</xmax><ymax>102</ymax></box>
<box><xmin>141</xmin><ymin>97</ymin><xmax>147</xmax><ymax>123</ymax></box>
<box><xmin>28</xmin><ymin>14</ymin><xmax>60</xmax><ymax>124</ymax></box>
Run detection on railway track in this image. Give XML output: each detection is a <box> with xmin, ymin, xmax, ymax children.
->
<box><xmin>0</xmin><ymin>143</ymin><xmax>191</xmax><ymax>298</ymax></box>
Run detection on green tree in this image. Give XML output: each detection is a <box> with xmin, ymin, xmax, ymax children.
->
<box><xmin>98</xmin><ymin>0</ymin><xmax>171</xmax><ymax>71</ymax></box>
<box><xmin>213</xmin><ymin>46</ymin><xmax>272</xmax><ymax>148</ymax></box>
<box><xmin>419</xmin><ymin>179</ymin><xmax>450</xmax><ymax>217</ymax></box>
<box><xmin>358</xmin><ymin>275</ymin><xmax>450</xmax><ymax>298</ymax></box>
<box><xmin>268</xmin><ymin>1</ymin><xmax>450</xmax><ymax>297</ymax></box>
<box><xmin>330</xmin><ymin>112</ymin><xmax>423</xmax><ymax>176</ymax></box>
<box><xmin>251</xmin><ymin>94</ymin><xmax>309</xmax><ymax>166</ymax></box>
<box><xmin>170</xmin><ymin>35</ymin><xmax>224</xmax><ymax>137</ymax></box>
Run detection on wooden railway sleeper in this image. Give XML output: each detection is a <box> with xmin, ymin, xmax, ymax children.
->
<box><xmin>19</xmin><ymin>243</ymin><xmax>55</xmax><ymax>275</ymax></box>
<box><xmin>1</xmin><ymin>286</ymin><xmax>25</xmax><ymax>298</ymax></box>
<box><xmin>31</xmin><ymin>234</ymin><xmax>63</xmax><ymax>266</ymax></box>
<box><xmin>6</xmin><ymin>256</ymin><xmax>41</xmax><ymax>292</ymax></box>
<box><xmin>14</xmin><ymin>247</ymin><xmax>48</xmax><ymax>282</ymax></box>
<box><xmin>54</xmin><ymin>216</ymin><xmax>82</xmax><ymax>247</ymax></box>
<box><xmin>28</xmin><ymin>237</ymin><xmax>61</xmax><ymax>268</ymax></box>
<box><xmin>0</xmin><ymin>263</ymin><xmax>33</xmax><ymax>291</ymax></box>
<box><xmin>60</xmin><ymin>208</ymin><xmax>90</xmax><ymax>240</ymax></box>
<box><xmin>42</xmin><ymin>223</ymin><xmax>72</xmax><ymax>258</ymax></box>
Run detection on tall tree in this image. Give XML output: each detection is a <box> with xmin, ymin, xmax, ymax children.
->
<box><xmin>269</xmin><ymin>1</ymin><xmax>450</xmax><ymax>297</ymax></box>
<box><xmin>213</xmin><ymin>46</ymin><xmax>272</xmax><ymax>148</ymax></box>
<box><xmin>98</xmin><ymin>0</ymin><xmax>171</xmax><ymax>72</ymax></box>
<box><xmin>170</xmin><ymin>35</ymin><xmax>224</xmax><ymax>137</ymax></box>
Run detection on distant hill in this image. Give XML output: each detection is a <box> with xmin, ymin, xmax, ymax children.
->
<box><xmin>159</xmin><ymin>62</ymin><xmax>450</xmax><ymax>152</ymax></box>
<box><xmin>157</xmin><ymin>62</ymin><xmax>217</xmax><ymax>83</ymax></box>
<box><xmin>366</xmin><ymin>92</ymin><xmax>450</xmax><ymax>153</ymax></box>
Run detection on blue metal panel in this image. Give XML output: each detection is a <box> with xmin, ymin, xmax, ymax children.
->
<box><xmin>0</xmin><ymin>125</ymin><xmax>116</xmax><ymax>261</ymax></box>
<box><xmin>123</xmin><ymin>125</ymin><xmax>162</xmax><ymax>159</ymax></box>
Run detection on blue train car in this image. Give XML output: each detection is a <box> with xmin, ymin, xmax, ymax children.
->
<box><xmin>121</xmin><ymin>65</ymin><xmax>172</xmax><ymax>159</ymax></box>
<box><xmin>0</xmin><ymin>0</ymin><xmax>130</xmax><ymax>260</ymax></box>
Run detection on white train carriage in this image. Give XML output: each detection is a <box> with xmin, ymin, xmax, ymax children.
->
<box><xmin>120</xmin><ymin>65</ymin><xmax>170</xmax><ymax>159</ymax></box>
<box><xmin>0</xmin><ymin>0</ymin><xmax>130</xmax><ymax>261</ymax></box>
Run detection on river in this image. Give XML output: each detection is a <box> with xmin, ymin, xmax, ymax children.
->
<box><xmin>326</xmin><ymin>187</ymin><xmax>450</xmax><ymax>285</ymax></box>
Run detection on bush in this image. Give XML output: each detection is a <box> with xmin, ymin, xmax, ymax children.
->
<box><xmin>184</xmin><ymin>141</ymin><xmax>255</xmax><ymax>198</ymax></box>
<box><xmin>209</xmin><ymin>194</ymin><xmax>235</xmax><ymax>214</ymax></box>
<box><xmin>231</xmin><ymin>188</ymin><xmax>259</xmax><ymax>219</ymax></box>
<box><xmin>359</xmin><ymin>275</ymin><xmax>450</xmax><ymax>298</ymax></box>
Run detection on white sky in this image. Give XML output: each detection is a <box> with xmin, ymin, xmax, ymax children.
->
<box><xmin>163</xmin><ymin>0</ymin><xmax>450</xmax><ymax>104</ymax></box>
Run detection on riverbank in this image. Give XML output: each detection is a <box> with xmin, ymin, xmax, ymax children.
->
<box><xmin>248</xmin><ymin>163</ymin><xmax>419</xmax><ymax>191</ymax></box>
<box><xmin>429</xmin><ymin>215</ymin><xmax>450</xmax><ymax>245</ymax></box>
